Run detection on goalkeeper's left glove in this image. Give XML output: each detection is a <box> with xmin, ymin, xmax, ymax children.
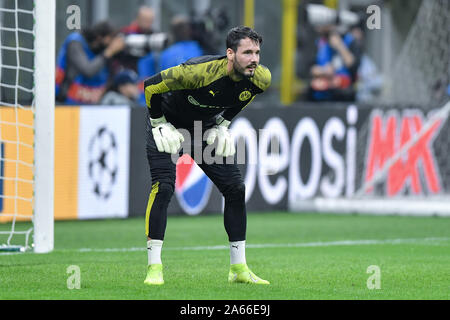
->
<box><xmin>206</xmin><ymin>116</ymin><xmax>235</xmax><ymax>157</ymax></box>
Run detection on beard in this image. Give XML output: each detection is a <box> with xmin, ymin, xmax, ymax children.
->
<box><xmin>233</xmin><ymin>59</ymin><xmax>257</xmax><ymax>79</ymax></box>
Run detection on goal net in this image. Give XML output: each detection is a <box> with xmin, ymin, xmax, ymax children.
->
<box><xmin>0</xmin><ymin>0</ymin><xmax>54</xmax><ymax>252</ymax></box>
<box><xmin>314</xmin><ymin>0</ymin><xmax>450</xmax><ymax>216</ymax></box>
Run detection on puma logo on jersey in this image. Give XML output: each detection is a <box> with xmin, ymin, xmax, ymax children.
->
<box><xmin>209</xmin><ymin>90</ymin><xmax>219</xmax><ymax>97</ymax></box>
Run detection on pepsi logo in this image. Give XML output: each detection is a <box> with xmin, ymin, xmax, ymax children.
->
<box><xmin>175</xmin><ymin>154</ymin><xmax>212</xmax><ymax>215</ymax></box>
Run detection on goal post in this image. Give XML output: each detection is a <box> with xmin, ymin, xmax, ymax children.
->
<box><xmin>33</xmin><ymin>0</ymin><xmax>55</xmax><ymax>253</ymax></box>
<box><xmin>0</xmin><ymin>0</ymin><xmax>55</xmax><ymax>253</ymax></box>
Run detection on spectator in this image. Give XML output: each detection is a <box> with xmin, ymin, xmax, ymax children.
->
<box><xmin>351</xmin><ymin>24</ymin><xmax>383</xmax><ymax>102</ymax></box>
<box><xmin>55</xmin><ymin>21</ymin><xmax>125</xmax><ymax>104</ymax></box>
<box><xmin>137</xmin><ymin>51</ymin><xmax>157</xmax><ymax>106</ymax></box>
<box><xmin>189</xmin><ymin>6</ymin><xmax>230</xmax><ymax>55</ymax></box>
<box><xmin>118</xmin><ymin>6</ymin><xmax>158</xmax><ymax>105</ymax></box>
<box><xmin>159</xmin><ymin>15</ymin><xmax>204</xmax><ymax>71</ymax></box>
<box><xmin>308</xmin><ymin>19</ymin><xmax>362</xmax><ymax>101</ymax></box>
<box><xmin>115</xmin><ymin>6</ymin><xmax>156</xmax><ymax>73</ymax></box>
<box><xmin>100</xmin><ymin>69</ymin><xmax>140</xmax><ymax>107</ymax></box>
<box><xmin>121</xmin><ymin>6</ymin><xmax>155</xmax><ymax>36</ymax></box>
<box><xmin>135</xmin><ymin>15</ymin><xmax>203</xmax><ymax>106</ymax></box>
<box><xmin>355</xmin><ymin>55</ymin><xmax>383</xmax><ymax>102</ymax></box>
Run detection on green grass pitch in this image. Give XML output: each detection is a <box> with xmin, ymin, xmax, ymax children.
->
<box><xmin>0</xmin><ymin>212</ymin><xmax>449</xmax><ymax>300</ymax></box>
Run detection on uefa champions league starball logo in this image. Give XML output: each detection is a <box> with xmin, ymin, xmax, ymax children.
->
<box><xmin>88</xmin><ymin>126</ymin><xmax>118</xmax><ymax>200</ymax></box>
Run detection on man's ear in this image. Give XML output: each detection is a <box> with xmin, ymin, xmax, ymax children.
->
<box><xmin>226</xmin><ymin>48</ymin><xmax>234</xmax><ymax>61</ymax></box>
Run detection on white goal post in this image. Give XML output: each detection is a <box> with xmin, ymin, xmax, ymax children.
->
<box><xmin>0</xmin><ymin>0</ymin><xmax>55</xmax><ymax>253</ymax></box>
<box><xmin>33</xmin><ymin>0</ymin><xmax>55</xmax><ymax>253</ymax></box>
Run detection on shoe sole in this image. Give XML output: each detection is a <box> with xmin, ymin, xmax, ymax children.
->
<box><xmin>144</xmin><ymin>280</ymin><xmax>164</xmax><ymax>286</ymax></box>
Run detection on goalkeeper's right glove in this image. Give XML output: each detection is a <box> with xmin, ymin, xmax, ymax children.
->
<box><xmin>150</xmin><ymin>115</ymin><xmax>184</xmax><ymax>154</ymax></box>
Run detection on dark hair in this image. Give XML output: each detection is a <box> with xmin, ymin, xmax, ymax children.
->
<box><xmin>226</xmin><ymin>26</ymin><xmax>262</xmax><ymax>52</ymax></box>
<box><xmin>171</xmin><ymin>15</ymin><xmax>193</xmax><ymax>42</ymax></box>
<box><xmin>82</xmin><ymin>21</ymin><xmax>116</xmax><ymax>44</ymax></box>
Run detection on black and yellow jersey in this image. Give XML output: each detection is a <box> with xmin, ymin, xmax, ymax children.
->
<box><xmin>144</xmin><ymin>55</ymin><xmax>271</xmax><ymax>129</ymax></box>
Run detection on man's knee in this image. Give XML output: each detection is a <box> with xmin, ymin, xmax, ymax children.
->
<box><xmin>154</xmin><ymin>181</ymin><xmax>175</xmax><ymax>199</ymax></box>
<box><xmin>148</xmin><ymin>180</ymin><xmax>175</xmax><ymax>209</ymax></box>
<box><xmin>222</xmin><ymin>182</ymin><xmax>245</xmax><ymax>201</ymax></box>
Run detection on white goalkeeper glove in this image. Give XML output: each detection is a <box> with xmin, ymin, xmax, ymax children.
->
<box><xmin>150</xmin><ymin>115</ymin><xmax>184</xmax><ymax>154</ymax></box>
<box><xmin>206</xmin><ymin>116</ymin><xmax>235</xmax><ymax>157</ymax></box>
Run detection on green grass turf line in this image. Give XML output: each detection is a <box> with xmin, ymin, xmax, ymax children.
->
<box><xmin>0</xmin><ymin>212</ymin><xmax>449</xmax><ymax>300</ymax></box>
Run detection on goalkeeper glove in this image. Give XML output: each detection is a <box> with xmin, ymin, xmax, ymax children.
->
<box><xmin>150</xmin><ymin>115</ymin><xmax>184</xmax><ymax>154</ymax></box>
<box><xmin>206</xmin><ymin>116</ymin><xmax>235</xmax><ymax>157</ymax></box>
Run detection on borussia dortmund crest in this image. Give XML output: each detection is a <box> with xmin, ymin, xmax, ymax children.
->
<box><xmin>239</xmin><ymin>90</ymin><xmax>252</xmax><ymax>101</ymax></box>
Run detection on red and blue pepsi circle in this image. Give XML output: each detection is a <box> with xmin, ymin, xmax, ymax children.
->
<box><xmin>175</xmin><ymin>155</ymin><xmax>212</xmax><ymax>215</ymax></box>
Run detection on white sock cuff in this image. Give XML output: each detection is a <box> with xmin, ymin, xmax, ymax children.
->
<box><xmin>229</xmin><ymin>240</ymin><xmax>246</xmax><ymax>247</ymax></box>
<box><xmin>229</xmin><ymin>240</ymin><xmax>246</xmax><ymax>265</ymax></box>
<box><xmin>147</xmin><ymin>239</ymin><xmax>163</xmax><ymax>248</ymax></box>
<box><xmin>147</xmin><ymin>240</ymin><xmax>163</xmax><ymax>265</ymax></box>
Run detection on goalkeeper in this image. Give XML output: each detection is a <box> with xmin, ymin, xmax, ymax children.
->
<box><xmin>143</xmin><ymin>26</ymin><xmax>271</xmax><ymax>285</ymax></box>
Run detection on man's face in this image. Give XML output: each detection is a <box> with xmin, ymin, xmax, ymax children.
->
<box><xmin>119</xmin><ymin>83</ymin><xmax>139</xmax><ymax>100</ymax></box>
<box><xmin>90</xmin><ymin>35</ymin><xmax>112</xmax><ymax>54</ymax></box>
<box><xmin>229</xmin><ymin>37</ymin><xmax>260</xmax><ymax>78</ymax></box>
<box><xmin>137</xmin><ymin>8</ymin><xmax>154</xmax><ymax>33</ymax></box>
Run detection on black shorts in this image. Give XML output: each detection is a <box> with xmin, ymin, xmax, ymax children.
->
<box><xmin>145</xmin><ymin>115</ymin><xmax>244</xmax><ymax>194</ymax></box>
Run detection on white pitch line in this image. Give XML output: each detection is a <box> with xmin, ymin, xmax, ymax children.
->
<box><xmin>72</xmin><ymin>237</ymin><xmax>450</xmax><ymax>253</ymax></box>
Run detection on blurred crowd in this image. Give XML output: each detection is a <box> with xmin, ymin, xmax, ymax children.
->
<box><xmin>55</xmin><ymin>5</ymin><xmax>226</xmax><ymax>106</ymax></box>
<box><xmin>297</xmin><ymin>3</ymin><xmax>383</xmax><ymax>103</ymax></box>
<box><xmin>55</xmin><ymin>3</ymin><xmax>383</xmax><ymax>107</ymax></box>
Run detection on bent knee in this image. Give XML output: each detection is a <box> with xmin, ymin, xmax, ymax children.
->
<box><xmin>151</xmin><ymin>181</ymin><xmax>175</xmax><ymax>200</ymax></box>
<box><xmin>222</xmin><ymin>182</ymin><xmax>245</xmax><ymax>199</ymax></box>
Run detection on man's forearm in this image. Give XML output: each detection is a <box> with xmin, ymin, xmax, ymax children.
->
<box><xmin>67</xmin><ymin>41</ymin><xmax>107</xmax><ymax>78</ymax></box>
<box><xmin>335</xmin><ymin>44</ymin><xmax>355</xmax><ymax>68</ymax></box>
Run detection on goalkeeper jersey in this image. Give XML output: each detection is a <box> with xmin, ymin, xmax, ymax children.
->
<box><xmin>144</xmin><ymin>55</ymin><xmax>271</xmax><ymax>129</ymax></box>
